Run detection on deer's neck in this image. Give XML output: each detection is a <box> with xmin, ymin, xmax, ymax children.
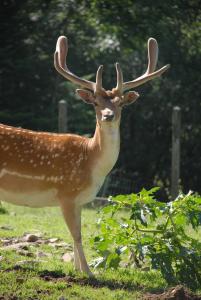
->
<box><xmin>90</xmin><ymin>120</ymin><xmax>120</xmax><ymax>177</ymax></box>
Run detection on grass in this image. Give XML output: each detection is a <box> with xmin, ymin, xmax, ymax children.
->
<box><xmin>0</xmin><ymin>203</ymin><xmax>200</xmax><ymax>299</ymax></box>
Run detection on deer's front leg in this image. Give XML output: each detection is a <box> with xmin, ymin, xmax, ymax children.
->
<box><xmin>59</xmin><ymin>200</ymin><xmax>93</xmax><ymax>276</ymax></box>
<box><xmin>73</xmin><ymin>205</ymin><xmax>81</xmax><ymax>271</ymax></box>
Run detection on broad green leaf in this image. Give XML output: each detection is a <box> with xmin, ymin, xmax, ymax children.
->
<box><xmin>106</xmin><ymin>252</ymin><xmax>121</xmax><ymax>269</ymax></box>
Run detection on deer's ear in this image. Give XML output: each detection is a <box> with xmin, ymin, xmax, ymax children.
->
<box><xmin>76</xmin><ymin>89</ymin><xmax>95</xmax><ymax>104</ymax></box>
<box><xmin>123</xmin><ymin>91</ymin><xmax>139</xmax><ymax>105</ymax></box>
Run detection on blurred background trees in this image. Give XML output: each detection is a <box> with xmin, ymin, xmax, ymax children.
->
<box><xmin>0</xmin><ymin>0</ymin><xmax>200</xmax><ymax>197</ymax></box>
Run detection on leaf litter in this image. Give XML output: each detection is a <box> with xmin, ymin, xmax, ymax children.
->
<box><xmin>0</xmin><ymin>232</ymin><xmax>73</xmax><ymax>265</ymax></box>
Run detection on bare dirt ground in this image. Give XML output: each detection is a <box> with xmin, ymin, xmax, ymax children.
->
<box><xmin>143</xmin><ymin>285</ymin><xmax>201</xmax><ymax>300</ymax></box>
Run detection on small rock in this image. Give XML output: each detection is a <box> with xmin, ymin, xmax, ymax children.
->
<box><xmin>24</xmin><ymin>234</ymin><xmax>39</xmax><ymax>242</ymax></box>
<box><xmin>1</xmin><ymin>238</ymin><xmax>12</xmax><ymax>245</ymax></box>
<box><xmin>37</xmin><ymin>240</ymin><xmax>45</xmax><ymax>245</ymax></box>
<box><xmin>62</xmin><ymin>252</ymin><xmax>74</xmax><ymax>262</ymax></box>
<box><xmin>2</xmin><ymin>242</ymin><xmax>30</xmax><ymax>250</ymax></box>
<box><xmin>48</xmin><ymin>238</ymin><xmax>60</xmax><ymax>243</ymax></box>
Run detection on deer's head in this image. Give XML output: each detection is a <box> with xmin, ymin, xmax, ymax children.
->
<box><xmin>54</xmin><ymin>36</ymin><xmax>169</xmax><ymax>126</ymax></box>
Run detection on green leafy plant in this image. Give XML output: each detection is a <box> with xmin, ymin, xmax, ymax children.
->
<box><xmin>91</xmin><ymin>188</ymin><xmax>201</xmax><ymax>290</ymax></box>
<box><xmin>0</xmin><ymin>202</ymin><xmax>8</xmax><ymax>214</ymax></box>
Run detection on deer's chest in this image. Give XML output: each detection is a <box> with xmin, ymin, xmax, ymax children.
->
<box><xmin>75</xmin><ymin>128</ymin><xmax>120</xmax><ymax>206</ymax></box>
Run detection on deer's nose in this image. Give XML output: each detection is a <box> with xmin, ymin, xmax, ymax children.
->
<box><xmin>102</xmin><ymin>112</ymin><xmax>115</xmax><ymax>121</ymax></box>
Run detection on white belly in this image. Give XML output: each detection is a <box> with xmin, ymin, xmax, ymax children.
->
<box><xmin>0</xmin><ymin>188</ymin><xmax>59</xmax><ymax>208</ymax></box>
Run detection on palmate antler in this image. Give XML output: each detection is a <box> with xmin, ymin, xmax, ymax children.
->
<box><xmin>54</xmin><ymin>36</ymin><xmax>169</xmax><ymax>97</ymax></box>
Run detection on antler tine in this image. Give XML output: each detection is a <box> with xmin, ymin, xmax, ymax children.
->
<box><xmin>54</xmin><ymin>36</ymin><xmax>96</xmax><ymax>91</ymax></box>
<box><xmin>146</xmin><ymin>38</ymin><xmax>158</xmax><ymax>74</ymax></box>
<box><xmin>115</xmin><ymin>63</ymin><xmax>123</xmax><ymax>94</ymax></box>
<box><xmin>57</xmin><ymin>35</ymin><xmax>68</xmax><ymax>70</ymax></box>
<box><xmin>122</xmin><ymin>38</ymin><xmax>170</xmax><ymax>92</ymax></box>
<box><xmin>95</xmin><ymin>65</ymin><xmax>103</xmax><ymax>93</ymax></box>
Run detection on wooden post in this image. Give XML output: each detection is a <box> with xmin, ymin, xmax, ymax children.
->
<box><xmin>171</xmin><ymin>106</ymin><xmax>181</xmax><ymax>200</ymax></box>
<box><xmin>58</xmin><ymin>100</ymin><xmax>67</xmax><ymax>133</ymax></box>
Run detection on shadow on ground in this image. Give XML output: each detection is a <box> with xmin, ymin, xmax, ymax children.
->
<box><xmin>39</xmin><ymin>270</ymin><xmax>201</xmax><ymax>300</ymax></box>
<box><xmin>39</xmin><ymin>269</ymin><xmax>142</xmax><ymax>291</ymax></box>
<box><xmin>2</xmin><ymin>268</ymin><xmax>201</xmax><ymax>300</ymax></box>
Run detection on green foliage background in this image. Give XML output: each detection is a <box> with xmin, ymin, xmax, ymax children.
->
<box><xmin>0</xmin><ymin>0</ymin><xmax>200</xmax><ymax>195</ymax></box>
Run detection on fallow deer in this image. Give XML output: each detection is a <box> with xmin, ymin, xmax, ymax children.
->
<box><xmin>0</xmin><ymin>36</ymin><xmax>169</xmax><ymax>276</ymax></box>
